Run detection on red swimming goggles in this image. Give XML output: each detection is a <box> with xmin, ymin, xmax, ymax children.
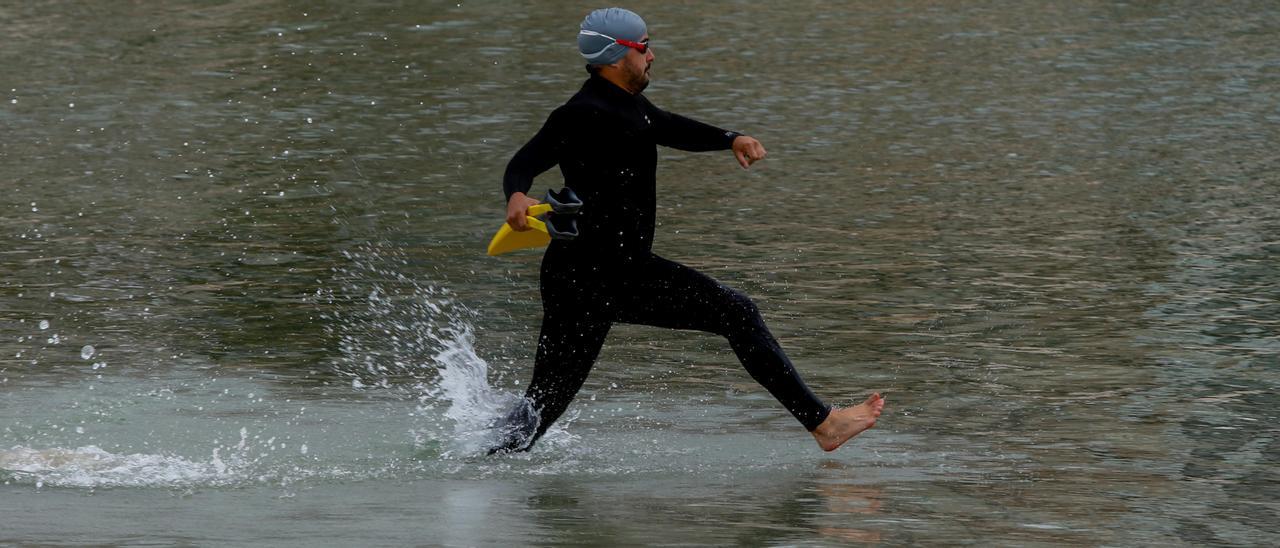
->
<box><xmin>579</xmin><ymin>29</ymin><xmax>650</xmax><ymax>58</ymax></box>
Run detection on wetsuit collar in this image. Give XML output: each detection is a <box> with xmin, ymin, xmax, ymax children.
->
<box><xmin>586</xmin><ymin>72</ymin><xmax>640</xmax><ymax>99</ymax></box>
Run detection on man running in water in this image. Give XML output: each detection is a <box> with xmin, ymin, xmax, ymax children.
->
<box><xmin>492</xmin><ymin>7</ymin><xmax>884</xmax><ymax>453</ymax></box>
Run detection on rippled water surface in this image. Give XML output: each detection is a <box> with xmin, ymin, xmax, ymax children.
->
<box><xmin>3</xmin><ymin>1</ymin><xmax>1278</xmax><ymax>545</ymax></box>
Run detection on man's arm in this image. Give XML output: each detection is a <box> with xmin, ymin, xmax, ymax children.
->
<box><xmin>651</xmin><ymin>109</ymin><xmax>739</xmax><ymax>152</ymax></box>
<box><xmin>502</xmin><ymin>107</ymin><xmax>572</xmax><ymax>230</ymax></box>
<box><xmin>650</xmin><ymin>106</ymin><xmax>767</xmax><ymax>168</ymax></box>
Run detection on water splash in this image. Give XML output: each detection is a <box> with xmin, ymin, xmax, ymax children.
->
<box><xmin>321</xmin><ymin>247</ymin><xmax>479</xmax><ymax>387</ymax></box>
<box><xmin>418</xmin><ymin>325</ymin><xmax>518</xmax><ymax>452</ymax></box>
<box><xmin>0</xmin><ymin>245</ymin><xmax>576</xmax><ymax>492</ymax></box>
<box><xmin>320</xmin><ymin>245</ymin><xmax>563</xmax><ymax>457</ymax></box>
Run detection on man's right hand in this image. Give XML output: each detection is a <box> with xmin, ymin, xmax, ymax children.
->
<box><xmin>505</xmin><ymin>192</ymin><xmax>541</xmax><ymax>231</ymax></box>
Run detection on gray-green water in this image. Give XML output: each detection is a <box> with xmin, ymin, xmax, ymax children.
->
<box><xmin>3</xmin><ymin>1</ymin><xmax>1278</xmax><ymax>545</ymax></box>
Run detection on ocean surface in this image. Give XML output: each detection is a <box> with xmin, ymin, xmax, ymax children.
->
<box><xmin>2</xmin><ymin>1</ymin><xmax>1277</xmax><ymax>545</ymax></box>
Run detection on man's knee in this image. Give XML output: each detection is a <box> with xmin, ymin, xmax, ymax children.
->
<box><xmin>720</xmin><ymin>288</ymin><xmax>763</xmax><ymax>325</ymax></box>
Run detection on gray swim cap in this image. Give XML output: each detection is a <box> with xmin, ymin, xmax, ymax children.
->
<box><xmin>578</xmin><ymin>8</ymin><xmax>647</xmax><ymax>65</ymax></box>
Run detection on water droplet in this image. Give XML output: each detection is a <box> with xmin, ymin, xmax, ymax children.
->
<box><xmin>81</xmin><ymin>345</ymin><xmax>96</xmax><ymax>359</ymax></box>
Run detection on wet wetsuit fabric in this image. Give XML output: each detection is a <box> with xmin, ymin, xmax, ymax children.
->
<box><xmin>495</xmin><ymin>74</ymin><xmax>830</xmax><ymax>452</ymax></box>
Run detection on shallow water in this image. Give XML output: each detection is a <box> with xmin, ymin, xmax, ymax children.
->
<box><xmin>3</xmin><ymin>1</ymin><xmax>1278</xmax><ymax>545</ymax></box>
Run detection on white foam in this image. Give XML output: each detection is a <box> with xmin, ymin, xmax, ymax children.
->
<box><xmin>0</xmin><ymin>445</ymin><xmax>228</xmax><ymax>488</ymax></box>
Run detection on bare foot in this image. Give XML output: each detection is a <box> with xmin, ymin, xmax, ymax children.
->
<box><xmin>811</xmin><ymin>393</ymin><xmax>885</xmax><ymax>452</ymax></box>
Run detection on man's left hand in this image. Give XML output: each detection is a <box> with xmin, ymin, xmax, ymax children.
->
<box><xmin>732</xmin><ymin>135</ymin><xmax>767</xmax><ymax>169</ymax></box>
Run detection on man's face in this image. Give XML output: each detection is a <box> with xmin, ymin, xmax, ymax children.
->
<box><xmin>618</xmin><ymin>33</ymin><xmax>653</xmax><ymax>93</ymax></box>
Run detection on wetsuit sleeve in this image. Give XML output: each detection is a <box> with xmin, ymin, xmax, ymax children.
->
<box><xmin>503</xmin><ymin>106</ymin><xmax>575</xmax><ymax>201</ymax></box>
<box><xmin>651</xmin><ymin>108</ymin><xmax>741</xmax><ymax>152</ymax></box>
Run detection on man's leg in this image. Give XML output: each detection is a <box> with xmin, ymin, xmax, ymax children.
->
<box><xmin>613</xmin><ymin>255</ymin><xmax>832</xmax><ymax>430</ymax></box>
<box><xmin>489</xmin><ymin>262</ymin><xmax>613</xmax><ymax>454</ymax></box>
<box><xmin>530</xmin><ymin>307</ymin><xmax>611</xmax><ymax>432</ymax></box>
<box><xmin>616</xmin><ymin>255</ymin><xmax>884</xmax><ymax>450</ymax></box>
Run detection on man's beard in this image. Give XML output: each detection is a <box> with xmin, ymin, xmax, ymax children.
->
<box><xmin>631</xmin><ymin>65</ymin><xmax>650</xmax><ymax>93</ymax></box>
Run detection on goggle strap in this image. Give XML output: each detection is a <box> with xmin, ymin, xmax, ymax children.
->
<box><xmin>578</xmin><ymin>29</ymin><xmax>645</xmax><ymax>59</ymax></box>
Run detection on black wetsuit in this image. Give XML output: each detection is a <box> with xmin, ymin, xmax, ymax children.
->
<box><xmin>494</xmin><ymin>74</ymin><xmax>830</xmax><ymax>452</ymax></box>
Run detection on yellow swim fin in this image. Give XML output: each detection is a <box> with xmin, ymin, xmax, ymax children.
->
<box><xmin>486</xmin><ymin>203</ymin><xmax>553</xmax><ymax>256</ymax></box>
<box><xmin>486</xmin><ymin>187</ymin><xmax>583</xmax><ymax>257</ymax></box>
